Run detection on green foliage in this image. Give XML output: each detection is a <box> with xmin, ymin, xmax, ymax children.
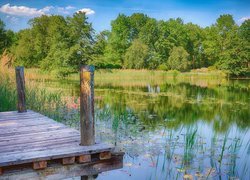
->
<box><xmin>1</xmin><ymin>13</ymin><xmax>249</xmax><ymax>77</ymax></box>
<box><xmin>157</xmin><ymin>64</ymin><xmax>169</xmax><ymax>71</ymax></box>
<box><xmin>0</xmin><ymin>19</ymin><xmax>15</xmax><ymax>55</ymax></box>
<box><xmin>239</xmin><ymin>19</ymin><xmax>250</xmax><ymax>42</ymax></box>
<box><xmin>167</xmin><ymin>46</ymin><xmax>190</xmax><ymax>71</ymax></box>
<box><xmin>9</xmin><ymin>13</ymin><xmax>93</xmax><ymax>76</ymax></box>
<box><xmin>124</xmin><ymin>39</ymin><xmax>149</xmax><ymax>69</ymax></box>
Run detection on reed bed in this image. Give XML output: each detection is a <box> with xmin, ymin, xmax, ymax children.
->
<box><xmin>0</xmin><ymin>69</ymin><xmax>77</xmax><ymax>124</ymax></box>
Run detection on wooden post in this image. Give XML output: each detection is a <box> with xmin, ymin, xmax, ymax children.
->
<box><xmin>15</xmin><ymin>66</ymin><xmax>26</xmax><ymax>113</ymax></box>
<box><xmin>80</xmin><ymin>65</ymin><xmax>95</xmax><ymax>146</ymax></box>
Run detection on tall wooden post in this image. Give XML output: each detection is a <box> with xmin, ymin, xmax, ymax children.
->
<box><xmin>80</xmin><ymin>65</ymin><xmax>95</xmax><ymax>146</ymax></box>
<box><xmin>15</xmin><ymin>66</ymin><xmax>26</xmax><ymax>113</ymax></box>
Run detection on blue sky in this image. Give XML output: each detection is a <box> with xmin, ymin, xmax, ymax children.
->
<box><xmin>0</xmin><ymin>0</ymin><xmax>249</xmax><ymax>32</ymax></box>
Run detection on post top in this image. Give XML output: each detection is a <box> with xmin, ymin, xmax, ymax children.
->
<box><xmin>15</xmin><ymin>66</ymin><xmax>24</xmax><ymax>70</ymax></box>
<box><xmin>81</xmin><ymin>65</ymin><xmax>95</xmax><ymax>72</ymax></box>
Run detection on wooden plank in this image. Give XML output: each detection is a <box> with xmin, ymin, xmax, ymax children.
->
<box><xmin>0</xmin><ymin>167</ymin><xmax>2</xmax><ymax>175</ymax></box>
<box><xmin>77</xmin><ymin>155</ymin><xmax>91</xmax><ymax>163</ymax></box>
<box><xmin>0</xmin><ymin>120</ymin><xmax>61</xmax><ymax>131</ymax></box>
<box><xmin>0</xmin><ymin>143</ymin><xmax>114</xmax><ymax>167</ymax></box>
<box><xmin>33</xmin><ymin>161</ymin><xmax>47</xmax><ymax>170</ymax></box>
<box><xmin>0</xmin><ymin>111</ymin><xmax>44</xmax><ymax>117</ymax></box>
<box><xmin>0</xmin><ymin>118</ymin><xmax>64</xmax><ymax>129</ymax></box>
<box><xmin>0</xmin><ymin>114</ymin><xmax>46</xmax><ymax>121</ymax></box>
<box><xmin>0</xmin><ymin>139</ymin><xmax>80</xmax><ymax>155</ymax></box>
<box><xmin>0</xmin><ymin>111</ymin><xmax>49</xmax><ymax>120</ymax></box>
<box><xmin>0</xmin><ymin>153</ymin><xmax>123</xmax><ymax>180</ymax></box>
<box><xmin>0</xmin><ymin>116</ymin><xmax>55</xmax><ymax>123</ymax></box>
<box><xmin>0</xmin><ymin>123</ymin><xmax>66</xmax><ymax>136</ymax></box>
<box><xmin>0</xmin><ymin>129</ymin><xmax>78</xmax><ymax>148</ymax></box>
<box><xmin>62</xmin><ymin>157</ymin><xmax>75</xmax><ymax>165</ymax></box>
<box><xmin>0</xmin><ymin>110</ymin><xmax>36</xmax><ymax>115</ymax></box>
<box><xmin>0</xmin><ymin>128</ymin><xmax>76</xmax><ymax>142</ymax></box>
<box><xmin>99</xmin><ymin>151</ymin><xmax>112</xmax><ymax>160</ymax></box>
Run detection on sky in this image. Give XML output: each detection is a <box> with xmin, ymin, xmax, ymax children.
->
<box><xmin>0</xmin><ymin>0</ymin><xmax>249</xmax><ymax>32</ymax></box>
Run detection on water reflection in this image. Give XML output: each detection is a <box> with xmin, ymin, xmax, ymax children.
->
<box><xmin>32</xmin><ymin>78</ymin><xmax>250</xmax><ymax>179</ymax></box>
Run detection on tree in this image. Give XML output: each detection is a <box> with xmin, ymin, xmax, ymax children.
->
<box><xmin>104</xmin><ymin>14</ymin><xmax>131</xmax><ymax>66</ymax></box>
<box><xmin>124</xmin><ymin>39</ymin><xmax>149</xmax><ymax>69</ymax></box>
<box><xmin>185</xmin><ymin>23</ymin><xmax>204</xmax><ymax>68</ymax></box>
<box><xmin>67</xmin><ymin>12</ymin><xmax>94</xmax><ymax>66</ymax></box>
<box><xmin>92</xmin><ymin>30</ymin><xmax>110</xmax><ymax>68</ymax></box>
<box><xmin>10</xmin><ymin>13</ymin><xmax>94</xmax><ymax>76</ymax></box>
<box><xmin>239</xmin><ymin>19</ymin><xmax>250</xmax><ymax>42</ymax></box>
<box><xmin>213</xmin><ymin>15</ymin><xmax>249</xmax><ymax>76</ymax></box>
<box><xmin>0</xmin><ymin>19</ymin><xmax>7</xmax><ymax>54</ymax></box>
<box><xmin>167</xmin><ymin>46</ymin><xmax>190</xmax><ymax>71</ymax></box>
<box><xmin>0</xmin><ymin>19</ymin><xmax>15</xmax><ymax>55</ymax></box>
<box><xmin>12</xmin><ymin>29</ymin><xmax>37</xmax><ymax>67</ymax></box>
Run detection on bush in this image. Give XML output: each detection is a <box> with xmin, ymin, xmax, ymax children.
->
<box><xmin>157</xmin><ymin>64</ymin><xmax>168</xmax><ymax>71</ymax></box>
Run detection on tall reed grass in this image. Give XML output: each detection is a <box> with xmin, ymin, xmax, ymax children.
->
<box><xmin>0</xmin><ymin>69</ymin><xmax>77</xmax><ymax>124</ymax></box>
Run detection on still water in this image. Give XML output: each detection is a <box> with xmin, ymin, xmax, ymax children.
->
<box><xmin>37</xmin><ymin>78</ymin><xmax>250</xmax><ymax>180</ymax></box>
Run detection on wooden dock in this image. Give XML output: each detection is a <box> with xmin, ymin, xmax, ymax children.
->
<box><xmin>0</xmin><ymin>66</ymin><xmax>124</xmax><ymax>179</ymax></box>
<box><xmin>0</xmin><ymin>110</ymin><xmax>123</xmax><ymax>179</ymax></box>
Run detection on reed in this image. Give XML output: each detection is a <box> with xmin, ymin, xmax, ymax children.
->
<box><xmin>0</xmin><ymin>70</ymin><xmax>73</xmax><ymax>123</ymax></box>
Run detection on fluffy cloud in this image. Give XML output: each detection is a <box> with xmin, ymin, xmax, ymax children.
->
<box><xmin>77</xmin><ymin>8</ymin><xmax>95</xmax><ymax>15</ymax></box>
<box><xmin>0</xmin><ymin>3</ymin><xmax>94</xmax><ymax>18</ymax></box>
<box><xmin>0</xmin><ymin>3</ymin><xmax>46</xmax><ymax>17</ymax></box>
<box><xmin>0</xmin><ymin>4</ymin><xmax>77</xmax><ymax>17</ymax></box>
<box><xmin>239</xmin><ymin>17</ymin><xmax>250</xmax><ymax>22</ymax></box>
<box><xmin>55</xmin><ymin>6</ymin><xmax>76</xmax><ymax>14</ymax></box>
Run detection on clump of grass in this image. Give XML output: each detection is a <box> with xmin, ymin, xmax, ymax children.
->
<box><xmin>0</xmin><ymin>70</ymin><xmax>78</xmax><ymax>125</ymax></box>
<box><xmin>183</xmin><ymin>127</ymin><xmax>198</xmax><ymax>164</ymax></box>
<box><xmin>0</xmin><ymin>73</ymin><xmax>17</xmax><ymax>111</ymax></box>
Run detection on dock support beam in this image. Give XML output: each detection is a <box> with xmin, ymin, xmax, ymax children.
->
<box><xmin>80</xmin><ymin>65</ymin><xmax>95</xmax><ymax>146</ymax></box>
<box><xmin>15</xmin><ymin>66</ymin><xmax>26</xmax><ymax>113</ymax></box>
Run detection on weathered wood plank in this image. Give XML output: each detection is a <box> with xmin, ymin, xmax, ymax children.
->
<box><xmin>62</xmin><ymin>157</ymin><xmax>75</xmax><ymax>165</ymax></box>
<box><xmin>0</xmin><ymin>153</ymin><xmax>123</xmax><ymax>180</ymax></box>
<box><xmin>0</xmin><ymin>110</ymin><xmax>36</xmax><ymax>115</ymax></box>
<box><xmin>0</xmin><ymin>113</ymin><xmax>61</xmax><ymax>121</ymax></box>
<box><xmin>99</xmin><ymin>151</ymin><xmax>112</xmax><ymax>160</ymax></box>
<box><xmin>32</xmin><ymin>161</ymin><xmax>47</xmax><ymax>170</ymax></box>
<box><xmin>0</xmin><ymin>143</ymin><xmax>113</xmax><ymax>167</ymax></box>
<box><xmin>0</xmin><ymin>134</ymin><xmax>79</xmax><ymax>149</ymax></box>
<box><xmin>0</xmin><ymin>139</ymin><xmax>80</xmax><ymax>155</ymax></box>
<box><xmin>0</xmin><ymin>118</ymin><xmax>55</xmax><ymax>128</ymax></box>
<box><xmin>0</xmin><ymin>124</ymin><xmax>67</xmax><ymax>136</ymax></box>
<box><xmin>77</xmin><ymin>154</ymin><xmax>91</xmax><ymax>163</ymax></box>
<box><xmin>0</xmin><ymin>114</ymin><xmax>46</xmax><ymax>121</ymax></box>
<box><xmin>0</xmin><ymin>127</ymin><xmax>77</xmax><ymax>142</ymax></box>
<box><xmin>0</xmin><ymin>110</ymin><xmax>117</xmax><ymax>173</ymax></box>
<box><xmin>0</xmin><ymin>111</ymin><xmax>48</xmax><ymax>120</ymax></box>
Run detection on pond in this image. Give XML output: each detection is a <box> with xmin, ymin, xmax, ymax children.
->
<box><xmin>33</xmin><ymin>77</ymin><xmax>250</xmax><ymax>180</ymax></box>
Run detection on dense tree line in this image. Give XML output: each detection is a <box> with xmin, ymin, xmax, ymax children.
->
<box><xmin>0</xmin><ymin>13</ymin><xmax>249</xmax><ymax>76</ymax></box>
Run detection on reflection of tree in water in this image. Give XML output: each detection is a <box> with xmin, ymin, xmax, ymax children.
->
<box><xmin>95</xmin><ymin>82</ymin><xmax>250</xmax><ymax>133</ymax></box>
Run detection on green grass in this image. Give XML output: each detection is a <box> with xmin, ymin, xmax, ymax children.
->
<box><xmin>21</xmin><ymin>68</ymin><xmax>229</xmax><ymax>87</ymax></box>
<box><xmin>0</xmin><ymin>71</ymin><xmax>75</xmax><ymax>123</ymax></box>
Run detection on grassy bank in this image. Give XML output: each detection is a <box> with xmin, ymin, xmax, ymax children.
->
<box><xmin>22</xmin><ymin>68</ymin><xmax>230</xmax><ymax>88</ymax></box>
<box><xmin>0</xmin><ymin>70</ymin><xmax>79</xmax><ymax>125</ymax></box>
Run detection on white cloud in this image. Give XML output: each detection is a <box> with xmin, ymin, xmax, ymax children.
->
<box><xmin>239</xmin><ymin>17</ymin><xmax>250</xmax><ymax>22</ymax></box>
<box><xmin>0</xmin><ymin>3</ymin><xmax>92</xmax><ymax>17</ymax></box>
<box><xmin>65</xmin><ymin>6</ymin><xmax>75</xmax><ymax>10</ymax></box>
<box><xmin>0</xmin><ymin>3</ymin><xmax>45</xmax><ymax>17</ymax></box>
<box><xmin>77</xmin><ymin>8</ymin><xmax>95</xmax><ymax>15</ymax></box>
<box><xmin>41</xmin><ymin>6</ymin><xmax>54</xmax><ymax>13</ymax></box>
